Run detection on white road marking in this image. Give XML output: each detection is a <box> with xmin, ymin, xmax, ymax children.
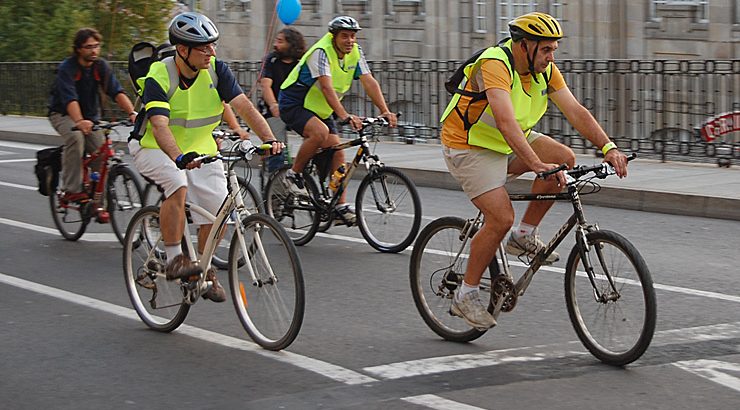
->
<box><xmin>0</xmin><ymin>181</ymin><xmax>36</xmax><ymax>190</ymax></box>
<box><xmin>673</xmin><ymin>359</ymin><xmax>740</xmax><ymax>392</ymax></box>
<box><xmin>0</xmin><ymin>217</ymin><xmax>117</xmax><ymax>242</ymax></box>
<box><xmin>0</xmin><ymin>158</ymin><xmax>35</xmax><ymax>163</ymax></box>
<box><xmin>0</xmin><ymin>141</ymin><xmax>55</xmax><ymax>150</ymax></box>
<box><xmin>364</xmin><ymin>321</ymin><xmax>740</xmax><ymax>380</ymax></box>
<box><xmin>402</xmin><ymin>395</ymin><xmax>486</xmax><ymax>410</ymax></box>
<box><xmin>0</xmin><ymin>272</ymin><xmax>376</xmax><ymax>386</ymax></box>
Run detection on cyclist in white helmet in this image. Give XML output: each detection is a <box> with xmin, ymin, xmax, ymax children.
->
<box><xmin>128</xmin><ymin>12</ymin><xmax>282</xmax><ymax>302</ymax></box>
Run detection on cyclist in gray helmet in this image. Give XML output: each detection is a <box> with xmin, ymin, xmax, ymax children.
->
<box><xmin>129</xmin><ymin>12</ymin><xmax>282</xmax><ymax>302</ymax></box>
<box><xmin>278</xmin><ymin>15</ymin><xmax>397</xmax><ymax>224</ymax></box>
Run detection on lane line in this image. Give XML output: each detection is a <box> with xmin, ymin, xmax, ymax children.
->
<box><xmin>0</xmin><ymin>272</ymin><xmax>376</xmax><ymax>386</ymax></box>
<box><xmin>363</xmin><ymin>321</ymin><xmax>740</xmax><ymax>380</ymax></box>
<box><xmin>0</xmin><ymin>217</ymin><xmax>117</xmax><ymax>242</ymax></box>
<box><xmin>401</xmin><ymin>395</ymin><xmax>486</xmax><ymax>410</ymax></box>
<box><xmin>0</xmin><ymin>181</ymin><xmax>36</xmax><ymax>190</ymax></box>
<box><xmin>0</xmin><ymin>158</ymin><xmax>35</xmax><ymax>163</ymax></box>
<box><xmin>673</xmin><ymin>359</ymin><xmax>740</xmax><ymax>393</ymax></box>
<box><xmin>0</xmin><ymin>141</ymin><xmax>55</xmax><ymax>150</ymax></box>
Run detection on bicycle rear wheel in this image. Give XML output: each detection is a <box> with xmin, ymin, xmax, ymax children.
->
<box><xmin>356</xmin><ymin>166</ymin><xmax>422</xmax><ymax>253</ymax></box>
<box><xmin>564</xmin><ymin>229</ymin><xmax>656</xmax><ymax>366</ymax></box>
<box><xmin>264</xmin><ymin>165</ymin><xmax>321</xmax><ymax>246</ymax></box>
<box><xmin>49</xmin><ymin>183</ymin><xmax>90</xmax><ymax>241</ymax></box>
<box><xmin>229</xmin><ymin>213</ymin><xmax>304</xmax><ymax>350</ymax></box>
<box><xmin>108</xmin><ymin>165</ymin><xmax>145</xmax><ymax>245</ymax></box>
<box><xmin>410</xmin><ymin>216</ymin><xmax>499</xmax><ymax>342</ymax></box>
<box><xmin>123</xmin><ymin>206</ymin><xmax>189</xmax><ymax>332</ymax></box>
<box><xmin>212</xmin><ymin>176</ymin><xmax>264</xmax><ymax>270</ymax></box>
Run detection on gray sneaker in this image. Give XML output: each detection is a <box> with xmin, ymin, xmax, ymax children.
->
<box><xmin>283</xmin><ymin>171</ymin><xmax>307</xmax><ymax>196</ymax></box>
<box><xmin>450</xmin><ymin>290</ymin><xmax>496</xmax><ymax>330</ymax></box>
<box><xmin>334</xmin><ymin>204</ymin><xmax>356</xmax><ymax>226</ymax></box>
<box><xmin>504</xmin><ymin>231</ymin><xmax>560</xmax><ymax>264</ymax></box>
<box><xmin>202</xmin><ymin>267</ymin><xmax>226</xmax><ymax>303</ymax></box>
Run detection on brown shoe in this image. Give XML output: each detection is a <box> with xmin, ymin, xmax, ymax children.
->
<box><xmin>202</xmin><ymin>268</ymin><xmax>226</xmax><ymax>303</ymax></box>
<box><xmin>165</xmin><ymin>254</ymin><xmax>202</xmax><ymax>281</ymax></box>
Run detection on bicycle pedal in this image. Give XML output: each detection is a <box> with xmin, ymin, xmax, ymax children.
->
<box><xmin>95</xmin><ymin>210</ymin><xmax>110</xmax><ymax>223</ymax></box>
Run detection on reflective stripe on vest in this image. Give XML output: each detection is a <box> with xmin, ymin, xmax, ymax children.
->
<box><xmin>440</xmin><ymin>40</ymin><xmax>551</xmax><ymax>154</ymax></box>
<box><xmin>281</xmin><ymin>33</ymin><xmax>360</xmax><ymax>119</ymax></box>
<box><xmin>138</xmin><ymin>56</ymin><xmax>223</xmax><ymax>155</ymax></box>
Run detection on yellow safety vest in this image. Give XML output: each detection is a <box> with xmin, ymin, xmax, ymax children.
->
<box><xmin>281</xmin><ymin>33</ymin><xmax>360</xmax><ymax>119</ymax></box>
<box><xmin>440</xmin><ymin>40</ymin><xmax>552</xmax><ymax>154</ymax></box>
<box><xmin>139</xmin><ymin>56</ymin><xmax>223</xmax><ymax>155</ymax></box>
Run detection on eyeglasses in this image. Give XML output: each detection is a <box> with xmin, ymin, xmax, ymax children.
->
<box><xmin>80</xmin><ymin>43</ymin><xmax>101</xmax><ymax>50</ymax></box>
<box><xmin>192</xmin><ymin>43</ymin><xmax>218</xmax><ymax>54</ymax></box>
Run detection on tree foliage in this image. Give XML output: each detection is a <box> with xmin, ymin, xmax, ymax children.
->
<box><xmin>0</xmin><ymin>0</ymin><xmax>177</xmax><ymax>62</ymax></box>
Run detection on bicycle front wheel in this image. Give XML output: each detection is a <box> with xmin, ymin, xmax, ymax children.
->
<box><xmin>564</xmin><ymin>229</ymin><xmax>657</xmax><ymax>366</ymax></box>
<box><xmin>108</xmin><ymin>165</ymin><xmax>145</xmax><ymax>245</ymax></box>
<box><xmin>212</xmin><ymin>176</ymin><xmax>264</xmax><ymax>270</ymax></box>
<box><xmin>229</xmin><ymin>213</ymin><xmax>304</xmax><ymax>350</ymax></box>
<box><xmin>410</xmin><ymin>216</ymin><xmax>499</xmax><ymax>342</ymax></box>
<box><xmin>356</xmin><ymin>166</ymin><xmax>422</xmax><ymax>253</ymax></box>
<box><xmin>123</xmin><ymin>206</ymin><xmax>189</xmax><ymax>332</ymax></box>
<box><xmin>264</xmin><ymin>165</ymin><xmax>321</xmax><ymax>246</ymax></box>
<box><xmin>49</xmin><ymin>184</ymin><xmax>90</xmax><ymax>241</ymax></box>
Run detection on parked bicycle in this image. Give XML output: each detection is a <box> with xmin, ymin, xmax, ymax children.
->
<box><xmin>410</xmin><ymin>154</ymin><xmax>657</xmax><ymax>366</ymax></box>
<box><xmin>123</xmin><ymin>139</ymin><xmax>304</xmax><ymax>350</ymax></box>
<box><xmin>264</xmin><ymin>116</ymin><xmax>422</xmax><ymax>253</ymax></box>
<box><xmin>48</xmin><ymin>120</ymin><xmax>144</xmax><ymax>244</ymax></box>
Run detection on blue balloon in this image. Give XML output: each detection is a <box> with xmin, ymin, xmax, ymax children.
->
<box><xmin>277</xmin><ymin>0</ymin><xmax>302</xmax><ymax>25</ymax></box>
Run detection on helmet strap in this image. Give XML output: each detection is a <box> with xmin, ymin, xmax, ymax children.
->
<box><xmin>522</xmin><ymin>40</ymin><xmax>540</xmax><ymax>84</ymax></box>
<box><xmin>177</xmin><ymin>47</ymin><xmax>200</xmax><ymax>74</ymax></box>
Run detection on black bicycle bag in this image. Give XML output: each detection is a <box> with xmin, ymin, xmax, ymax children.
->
<box><xmin>35</xmin><ymin>146</ymin><xmax>63</xmax><ymax>196</ymax></box>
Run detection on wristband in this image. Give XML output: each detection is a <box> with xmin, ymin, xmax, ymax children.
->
<box><xmin>176</xmin><ymin>154</ymin><xmax>183</xmax><ymax>163</ymax></box>
<box><xmin>601</xmin><ymin>142</ymin><xmax>617</xmax><ymax>156</ymax></box>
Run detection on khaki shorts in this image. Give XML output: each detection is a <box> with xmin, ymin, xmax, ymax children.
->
<box><xmin>129</xmin><ymin>140</ymin><xmax>227</xmax><ymax>225</ymax></box>
<box><xmin>442</xmin><ymin>131</ymin><xmax>545</xmax><ymax>200</ymax></box>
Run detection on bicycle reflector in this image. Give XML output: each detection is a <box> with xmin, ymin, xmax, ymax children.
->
<box><xmin>239</xmin><ymin>282</ymin><xmax>248</xmax><ymax>308</ymax></box>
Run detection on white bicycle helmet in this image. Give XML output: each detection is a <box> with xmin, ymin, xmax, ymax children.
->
<box><xmin>328</xmin><ymin>16</ymin><xmax>362</xmax><ymax>34</ymax></box>
<box><xmin>169</xmin><ymin>12</ymin><xmax>220</xmax><ymax>47</ymax></box>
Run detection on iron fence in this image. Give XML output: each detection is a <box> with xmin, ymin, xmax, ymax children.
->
<box><xmin>1</xmin><ymin>59</ymin><xmax>738</xmax><ymax>165</ymax></box>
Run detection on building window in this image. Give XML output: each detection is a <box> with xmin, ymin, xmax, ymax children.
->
<box><xmin>474</xmin><ymin>1</ymin><xmax>487</xmax><ymax>33</ymax></box>
<box><xmin>649</xmin><ymin>0</ymin><xmax>709</xmax><ymax>23</ymax></box>
<box><xmin>498</xmin><ymin>1</ymin><xmax>564</xmax><ymax>39</ymax></box>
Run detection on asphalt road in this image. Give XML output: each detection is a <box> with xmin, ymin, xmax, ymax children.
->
<box><xmin>1</xmin><ymin>139</ymin><xmax>739</xmax><ymax>409</ymax></box>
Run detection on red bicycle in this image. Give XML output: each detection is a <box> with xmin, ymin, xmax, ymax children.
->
<box><xmin>49</xmin><ymin>120</ymin><xmax>144</xmax><ymax>244</ymax></box>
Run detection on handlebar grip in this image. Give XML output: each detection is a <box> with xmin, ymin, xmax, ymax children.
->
<box><xmin>536</xmin><ymin>163</ymin><xmax>568</xmax><ymax>179</ymax></box>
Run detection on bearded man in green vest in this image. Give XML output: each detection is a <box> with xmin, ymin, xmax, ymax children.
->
<box><xmin>278</xmin><ymin>16</ymin><xmax>397</xmax><ymax>224</ymax></box>
<box><xmin>439</xmin><ymin>12</ymin><xmax>629</xmax><ymax>329</ymax></box>
<box><xmin>129</xmin><ymin>12</ymin><xmax>281</xmax><ymax>302</ymax></box>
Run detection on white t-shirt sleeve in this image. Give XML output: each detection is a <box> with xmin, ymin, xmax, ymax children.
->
<box><xmin>307</xmin><ymin>49</ymin><xmax>331</xmax><ymax>78</ymax></box>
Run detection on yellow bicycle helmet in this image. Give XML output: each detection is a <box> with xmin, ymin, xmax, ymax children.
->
<box><xmin>509</xmin><ymin>12</ymin><xmax>563</xmax><ymax>41</ymax></box>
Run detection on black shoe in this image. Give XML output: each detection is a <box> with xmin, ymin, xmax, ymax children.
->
<box><xmin>284</xmin><ymin>171</ymin><xmax>307</xmax><ymax>196</ymax></box>
<box><xmin>165</xmin><ymin>254</ymin><xmax>202</xmax><ymax>281</ymax></box>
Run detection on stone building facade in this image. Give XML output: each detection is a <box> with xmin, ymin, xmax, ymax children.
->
<box><xmin>196</xmin><ymin>0</ymin><xmax>739</xmax><ymax>61</ymax></box>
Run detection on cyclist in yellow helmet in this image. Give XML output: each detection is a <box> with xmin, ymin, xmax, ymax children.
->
<box><xmin>439</xmin><ymin>12</ymin><xmax>629</xmax><ymax>329</ymax></box>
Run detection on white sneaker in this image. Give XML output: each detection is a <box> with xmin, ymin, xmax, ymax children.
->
<box><xmin>450</xmin><ymin>290</ymin><xmax>496</xmax><ymax>330</ymax></box>
<box><xmin>334</xmin><ymin>204</ymin><xmax>356</xmax><ymax>226</ymax></box>
<box><xmin>505</xmin><ymin>231</ymin><xmax>559</xmax><ymax>264</ymax></box>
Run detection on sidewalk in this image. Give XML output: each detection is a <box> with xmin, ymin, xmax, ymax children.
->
<box><xmin>2</xmin><ymin>114</ymin><xmax>738</xmax><ymax>221</ymax></box>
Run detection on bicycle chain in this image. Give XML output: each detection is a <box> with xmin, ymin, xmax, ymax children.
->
<box><xmin>491</xmin><ymin>275</ymin><xmax>517</xmax><ymax>312</ymax></box>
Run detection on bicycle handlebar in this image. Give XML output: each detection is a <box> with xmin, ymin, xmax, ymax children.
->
<box><xmin>338</xmin><ymin>112</ymin><xmax>403</xmax><ymax>129</ymax></box>
<box><xmin>71</xmin><ymin>119</ymin><xmax>133</xmax><ymax>132</ymax></box>
<box><xmin>537</xmin><ymin>153</ymin><xmax>637</xmax><ymax>181</ymax></box>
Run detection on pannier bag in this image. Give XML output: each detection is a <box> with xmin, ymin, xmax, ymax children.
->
<box><xmin>34</xmin><ymin>146</ymin><xmax>62</xmax><ymax>196</ymax></box>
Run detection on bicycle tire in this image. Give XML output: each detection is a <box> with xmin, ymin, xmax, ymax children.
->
<box><xmin>48</xmin><ymin>175</ymin><xmax>90</xmax><ymax>241</ymax></box>
<box><xmin>564</xmin><ymin>229</ymin><xmax>657</xmax><ymax>366</ymax></box>
<box><xmin>410</xmin><ymin>216</ymin><xmax>499</xmax><ymax>342</ymax></box>
<box><xmin>228</xmin><ymin>213</ymin><xmax>305</xmax><ymax>350</ymax></box>
<box><xmin>123</xmin><ymin>206</ymin><xmax>189</xmax><ymax>332</ymax></box>
<box><xmin>212</xmin><ymin>176</ymin><xmax>264</xmax><ymax>270</ymax></box>
<box><xmin>108</xmin><ymin>165</ymin><xmax>145</xmax><ymax>245</ymax></box>
<box><xmin>264</xmin><ymin>165</ymin><xmax>321</xmax><ymax>246</ymax></box>
<box><xmin>356</xmin><ymin>166</ymin><xmax>422</xmax><ymax>253</ymax></box>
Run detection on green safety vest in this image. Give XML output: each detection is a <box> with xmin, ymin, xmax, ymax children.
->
<box><xmin>138</xmin><ymin>56</ymin><xmax>223</xmax><ymax>156</ymax></box>
<box><xmin>281</xmin><ymin>32</ymin><xmax>361</xmax><ymax>119</ymax></box>
<box><xmin>440</xmin><ymin>39</ymin><xmax>552</xmax><ymax>154</ymax></box>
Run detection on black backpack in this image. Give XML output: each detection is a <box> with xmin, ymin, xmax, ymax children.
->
<box><xmin>34</xmin><ymin>146</ymin><xmax>63</xmax><ymax>196</ymax></box>
<box><xmin>444</xmin><ymin>37</ymin><xmax>514</xmax><ymax>100</ymax></box>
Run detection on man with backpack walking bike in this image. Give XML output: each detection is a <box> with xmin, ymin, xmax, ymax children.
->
<box><xmin>439</xmin><ymin>12</ymin><xmax>629</xmax><ymax>329</ymax></box>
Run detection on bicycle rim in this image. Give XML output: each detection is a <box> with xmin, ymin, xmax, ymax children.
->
<box><xmin>108</xmin><ymin>166</ymin><xmax>144</xmax><ymax>245</ymax></box>
<box><xmin>357</xmin><ymin>167</ymin><xmax>421</xmax><ymax>253</ymax></box>
<box><xmin>564</xmin><ymin>230</ymin><xmax>656</xmax><ymax>366</ymax></box>
<box><xmin>212</xmin><ymin>177</ymin><xmax>263</xmax><ymax>270</ymax></box>
<box><xmin>229</xmin><ymin>213</ymin><xmax>304</xmax><ymax>350</ymax></box>
<box><xmin>264</xmin><ymin>166</ymin><xmax>320</xmax><ymax>246</ymax></box>
<box><xmin>410</xmin><ymin>217</ymin><xmax>494</xmax><ymax>342</ymax></box>
<box><xmin>123</xmin><ymin>206</ymin><xmax>189</xmax><ymax>332</ymax></box>
<box><xmin>49</xmin><ymin>186</ymin><xmax>89</xmax><ymax>241</ymax></box>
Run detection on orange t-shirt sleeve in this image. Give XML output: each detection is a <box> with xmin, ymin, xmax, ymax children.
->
<box><xmin>479</xmin><ymin>59</ymin><xmax>512</xmax><ymax>93</ymax></box>
<box><xmin>547</xmin><ymin>63</ymin><xmax>566</xmax><ymax>93</ymax></box>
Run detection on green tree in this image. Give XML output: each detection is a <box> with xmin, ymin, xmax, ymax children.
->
<box><xmin>0</xmin><ymin>0</ymin><xmax>175</xmax><ymax>62</ymax></box>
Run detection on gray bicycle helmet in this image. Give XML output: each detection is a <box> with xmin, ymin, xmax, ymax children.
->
<box><xmin>328</xmin><ymin>16</ymin><xmax>361</xmax><ymax>33</ymax></box>
<box><xmin>169</xmin><ymin>12</ymin><xmax>220</xmax><ymax>47</ymax></box>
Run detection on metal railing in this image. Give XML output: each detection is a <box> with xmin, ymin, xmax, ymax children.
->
<box><xmin>1</xmin><ymin>59</ymin><xmax>738</xmax><ymax>165</ymax></box>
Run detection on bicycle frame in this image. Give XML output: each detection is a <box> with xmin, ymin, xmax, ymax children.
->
<box><xmin>79</xmin><ymin>134</ymin><xmax>117</xmax><ymax>210</ymax></box>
